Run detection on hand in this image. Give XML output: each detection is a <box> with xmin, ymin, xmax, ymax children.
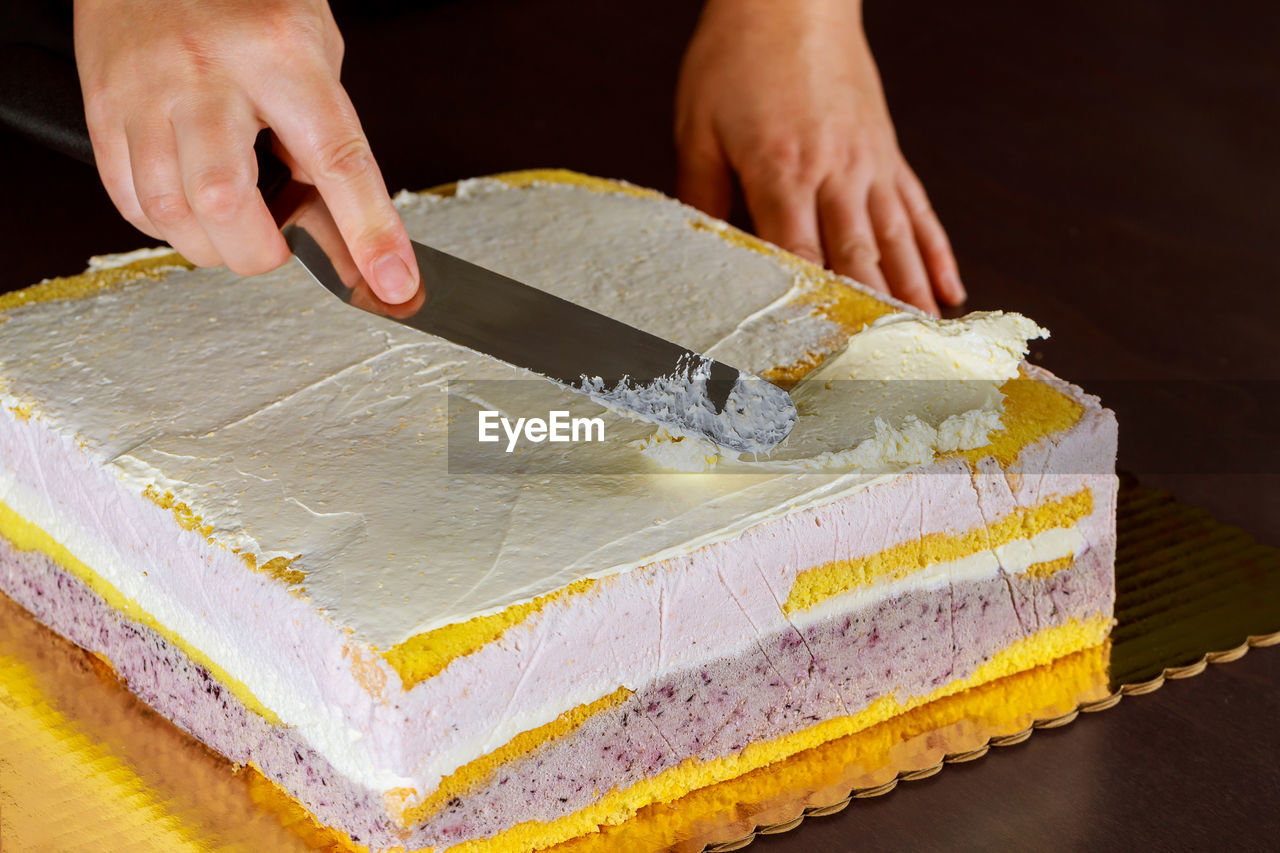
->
<box><xmin>675</xmin><ymin>0</ymin><xmax>964</xmax><ymax>315</ymax></box>
<box><xmin>74</xmin><ymin>0</ymin><xmax>419</xmax><ymax>302</ymax></box>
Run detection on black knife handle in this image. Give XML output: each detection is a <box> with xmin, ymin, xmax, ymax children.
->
<box><xmin>0</xmin><ymin>43</ymin><xmax>95</xmax><ymax>166</ymax></box>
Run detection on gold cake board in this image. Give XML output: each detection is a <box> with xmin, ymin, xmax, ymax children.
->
<box><xmin>1</xmin><ymin>476</ymin><xmax>1277</xmax><ymax>853</ymax></box>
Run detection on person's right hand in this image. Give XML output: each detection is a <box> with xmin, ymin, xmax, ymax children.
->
<box><xmin>74</xmin><ymin>0</ymin><xmax>419</xmax><ymax>302</ymax></box>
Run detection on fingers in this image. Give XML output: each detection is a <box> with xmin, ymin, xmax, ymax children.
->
<box><xmin>260</xmin><ymin>70</ymin><xmax>417</xmax><ymax>303</ymax></box>
<box><xmin>810</xmin><ymin>168</ymin><xmax>958</xmax><ymax>316</ymax></box>
<box><xmin>291</xmin><ymin>191</ymin><xmax>365</xmax><ymax>289</ymax></box>
<box><xmin>899</xmin><ymin>167</ymin><xmax>965</xmax><ymax>307</ymax></box>
<box><xmin>816</xmin><ymin>176</ymin><xmax>889</xmax><ymax>296</ymax></box>
<box><xmin>740</xmin><ymin>170</ymin><xmax>825</xmax><ymax>266</ymax></box>
<box><xmin>172</xmin><ymin>99</ymin><xmax>288</xmax><ymax>276</ymax></box>
<box><xmin>735</xmin><ymin>151</ymin><xmax>946</xmax><ymax>319</ymax></box>
<box><xmin>89</xmin><ymin>118</ymin><xmax>161</xmax><ymax>242</ymax></box>
<box><xmin>867</xmin><ymin>183</ymin><xmax>939</xmax><ymax>316</ymax></box>
<box><xmin>125</xmin><ymin>118</ymin><xmax>221</xmax><ymax>266</ymax></box>
<box><xmin>676</xmin><ymin>131</ymin><xmax>733</xmax><ymax>220</ymax></box>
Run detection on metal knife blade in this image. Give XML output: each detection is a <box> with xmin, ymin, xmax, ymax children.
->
<box><xmin>282</xmin><ymin>225</ymin><xmax>797</xmax><ymax>454</ymax></box>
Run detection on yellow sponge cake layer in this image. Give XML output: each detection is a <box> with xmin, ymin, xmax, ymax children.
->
<box><xmin>786</xmin><ymin>488</ymin><xmax>1093</xmax><ymax>614</ymax></box>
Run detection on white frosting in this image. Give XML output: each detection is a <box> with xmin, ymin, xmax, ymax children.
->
<box><xmin>642</xmin><ymin>311</ymin><xmax>1046</xmax><ymax>473</ymax></box>
<box><xmin>0</xmin><ymin>180</ymin><xmax>1043</xmax><ymax>652</ymax></box>
<box><xmin>775</xmin><ymin>310</ymin><xmax>1046</xmax><ymax>463</ymax></box>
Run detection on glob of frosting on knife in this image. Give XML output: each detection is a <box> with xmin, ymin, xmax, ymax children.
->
<box><xmin>637</xmin><ymin>311</ymin><xmax>1048</xmax><ymax>472</ymax></box>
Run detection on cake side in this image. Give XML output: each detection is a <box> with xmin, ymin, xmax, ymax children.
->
<box><xmin>0</xmin><ymin>371</ymin><xmax>1116</xmax><ymax>851</ymax></box>
<box><xmin>0</xmin><ymin>545</ymin><xmax>1110</xmax><ymax>853</ymax></box>
<box><xmin>0</xmin><ymin>170</ymin><xmax>1117</xmax><ymax>852</ymax></box>
<box><xmin>0</xmin><ymin>403</ymin><xmax>421</xmax><ymax>797</ymax></box>
<box><xmin>378</xmin><ymin>387</ymin><xmax>1116</xmax><ymax>849</ymax></box>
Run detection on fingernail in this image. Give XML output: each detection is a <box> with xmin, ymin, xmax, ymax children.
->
<box><xmin>373</xmin><ymin>253</ymin><xmax>417</xmax><ymax>303</ymax></box>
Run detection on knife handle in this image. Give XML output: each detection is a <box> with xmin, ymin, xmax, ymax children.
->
<box><xmin>3</xmin><ymin>41</ymin><xmax>296</xmax><ymax>216</ymax></box>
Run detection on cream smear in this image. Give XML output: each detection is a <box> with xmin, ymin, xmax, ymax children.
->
<box><xmin>639</xmin><ymin>311</ymin><xmax>1047</xmax><ymax>473</ymax></box>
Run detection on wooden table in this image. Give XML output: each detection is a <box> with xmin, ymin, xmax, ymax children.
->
<box><xmin>2</xmin><ymin>1</ymin><xmax>1276</xmax><ymax>849</ymax></box>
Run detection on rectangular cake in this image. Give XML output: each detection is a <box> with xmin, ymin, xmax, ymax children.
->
<box><xmin>0</xmin><ymin>170</ymin><xmax>1116</xmax><ymax>851</ymax></box>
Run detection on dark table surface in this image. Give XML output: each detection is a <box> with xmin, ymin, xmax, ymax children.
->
<box><xmin>1</xmin><ymin>1</ymin><xmax>1277</xmax><ymax>850</ymax></box>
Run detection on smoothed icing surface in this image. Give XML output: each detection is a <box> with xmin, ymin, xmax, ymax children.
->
<box><xmin>0</xmin><ymin>175</ymin><xmax>1057</xmax><ymax>652</ymax></box>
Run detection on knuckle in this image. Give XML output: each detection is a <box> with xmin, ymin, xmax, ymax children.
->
<box><xmin>138</xmin><ymin>191</ymin><xmax>192</xmax><ymax>227</ymax></box>
<box><xmin>680</xmin><ymin>138</ymin><xmax>723</xmax><ymax>172</ymax></box>
<box><xmin>760</xmin><ymin>134</ymin><xmax>803</xmax><ymax>169</ymax></box>
<box><xmin>255</xmin><ymin>7</ymin><xmax>325</xmax><ymax>53</ymax></box>
<box><xmin>353</xmin><ymin>231</ymin><xmax>406</xmax><ymax>270</ymax></box>
<box><xmin>876</xmin><ymin>215</ymin><xmax>914</xmax><ymax>248</ymax></box>
<box><xmin>845</xmin><ymin>164</ymin><xmax>877</xmax><ymax>192</ymax></box>
<box><xmin>315</xmin><ymin>136</ymin><xmax>375</xmax><ymax>183</ymax></box>
<box><xmin>327</xmin><ymin>30</ymin><xmax>346</xmax><ymax>67</ymax></box>
<box><xmin>755</xmin><ymin>134</ymin><xmax>826</xmax><ymax>186</ymax></box>
<box><xmin>832</xmin><ymin>238</ymin><xmax>879</xmax><ymax>267</ymax></box>
<box><xmin>172</xmin><ymin>34</ymin><xmax>218</xmax><ymax>75</ymax></box>
<box><xmin>81</xmin><ymin>90</ymin><xmax>113</xmax><ymax>128</ymax></box>
<box><xmin>189</xmin><ymin>170</ymin><xmax>251</xmax><ymax>222</ymax></box>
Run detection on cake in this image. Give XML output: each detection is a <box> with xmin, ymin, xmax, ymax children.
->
<box><xmin>0</xmin><ymin>170</ymin><xmax>1117</xmax><ymax>851</ymax></box>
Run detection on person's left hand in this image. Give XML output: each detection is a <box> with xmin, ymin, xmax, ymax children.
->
<box><xmin>675</xmin><ymin>0</ymin><xmax>965</xmax><ymax>315</ymax></box>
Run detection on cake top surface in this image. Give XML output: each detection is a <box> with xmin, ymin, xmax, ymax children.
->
<box><xmin>0</xmin><ymin>172</ymin><xmax>1057</xmax><ymax>650</ymax></box>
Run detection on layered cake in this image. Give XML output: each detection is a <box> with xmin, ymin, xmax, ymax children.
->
<box><xmin>0</xmin><ymin>585</ymin><xmax>1110</xmax><ymax>852</ymax></box>
<box><xmin>0</xmin><ymin>170</ymin><xmax>1117</xmax><ymax>851</ymax></box>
